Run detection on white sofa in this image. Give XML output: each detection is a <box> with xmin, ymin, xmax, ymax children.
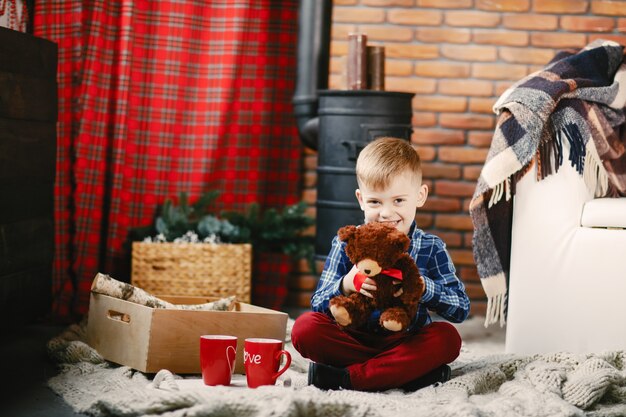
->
<box><xmin>506</xmin><ymin>142</ymin><xmax>626</xmax><ymax>354</ymax></box>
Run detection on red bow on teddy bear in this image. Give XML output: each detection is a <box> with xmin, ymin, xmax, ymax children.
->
<box><xmin>353</xmin><ymin>269</ymin><xmax>403</xmax><ymax>292</ymax></box>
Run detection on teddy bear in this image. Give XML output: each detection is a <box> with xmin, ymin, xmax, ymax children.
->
<box><xmin>329</xmin><ymin>222</ymin><xmax>425</xmax><ymax>332</ymax></box>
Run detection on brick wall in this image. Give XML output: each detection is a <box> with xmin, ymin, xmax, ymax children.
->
<box><xmin>287</xmin><ymin>0</ymin><xmax>626</xmax><ymax>317</ymax></box>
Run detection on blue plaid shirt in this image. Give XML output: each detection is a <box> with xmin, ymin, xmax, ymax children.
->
<box><xmin>311</xmin><ymin>222</ymin><xmax>470</xmax><ymax>332</ymax></box>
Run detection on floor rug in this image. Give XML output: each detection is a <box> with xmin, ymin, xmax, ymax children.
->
<box><xmin>47</xmin><ymin>319</ymin><xmax>626</xmax><ymax>417</ymax></box>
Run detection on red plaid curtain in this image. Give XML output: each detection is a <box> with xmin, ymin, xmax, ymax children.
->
<box><xmin>34</xmin><ymin>0</ymin><xmax>302</xmax><ymax>320</ymax></box>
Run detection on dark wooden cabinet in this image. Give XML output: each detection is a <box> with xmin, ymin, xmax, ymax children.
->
<box><xmin>0</xmin><ymin>26</ymin><xmax>57</xmax><ymax>327</ymax></box>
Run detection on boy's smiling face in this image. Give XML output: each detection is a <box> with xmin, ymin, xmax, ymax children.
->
<box><xmin>355</xmin><ymin>169</ymin><xmax>428</xmax><ymax>235</ymax></box>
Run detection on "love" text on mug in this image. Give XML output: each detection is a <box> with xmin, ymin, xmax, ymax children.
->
<box><xmin>244</xmin><ymin>350</ymin><xmax>262</xmax><ymax>364</ymax></box>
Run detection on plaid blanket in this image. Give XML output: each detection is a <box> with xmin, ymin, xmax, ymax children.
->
<box><xmin>470</xmin><ymin>39</ymin><xmax>626</xmax><ymax>327</ymax></box>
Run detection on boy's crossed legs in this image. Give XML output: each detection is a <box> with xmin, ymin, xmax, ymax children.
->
<box><xmin>291</xmin><ymin>312</ymin><xmax>461</xmax><ymax>391</ymax></box>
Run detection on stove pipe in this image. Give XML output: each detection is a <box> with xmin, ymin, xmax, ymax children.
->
<box><xmin>292</xmin><ymin>0</ymin><xmax>332</xmax><ymax>150</ymax></box>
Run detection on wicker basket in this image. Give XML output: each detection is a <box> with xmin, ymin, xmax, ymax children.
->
<box><xmin>131</xmin><ymin>242</ymin><xmax>252</xmax><ymax>302</ymax></box>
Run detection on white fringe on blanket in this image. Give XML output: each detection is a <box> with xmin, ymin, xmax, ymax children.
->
<box><xmin>488</xmin><ymin>178</ymin><xmax>511</xmax><ymax>208</ymax></box>
<box><xmin>584</xmin><ymin>140</ymin><xmax>610</xmax><ymax>198</ymax></box>
<box><xmin>481</xmin><ymin>272</ymin><xmax>507</xmax><ymax>327</ymax></box>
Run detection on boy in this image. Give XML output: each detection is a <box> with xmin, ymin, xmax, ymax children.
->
<box><xmin>291</xmin><ymin>137</ymin><xmax>470</xmax><ymax>392</ymax></box>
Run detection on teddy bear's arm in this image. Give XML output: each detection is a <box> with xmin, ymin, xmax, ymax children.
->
<box><xmin>394</xmin><ymin>253</ymin><xmax>425</xmax><ymax>319</ymax></box>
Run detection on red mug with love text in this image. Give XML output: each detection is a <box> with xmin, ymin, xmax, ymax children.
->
<box><xmin>244</xmin><ymin>338</ymin><xmax>291</xmax><ymax>388</ymax></box>
<box><xmin>200</xmin><ymin>335</ymin><xmax>237</xmax><ymax>386</ymax></box>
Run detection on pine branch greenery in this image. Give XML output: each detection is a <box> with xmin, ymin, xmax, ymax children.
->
<box><xmin>154</xmin><ymin>190</ymin><xmax>246</xmax><ymax>242</ymax></box>
<box><xmin>221</xmin><ymin>201</ymin><xmax>315</xmax><ymax>258</ymax></box>
<box><xmin>131</xmin><ymin>191</ymin><xmax>315</xmax><ymax>263</ymax></box>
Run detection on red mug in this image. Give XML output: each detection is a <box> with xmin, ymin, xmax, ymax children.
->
<box><xmin>199</xmin><ymin>335</ymin><xmax>237</xmax><ymax>386</ymax></box>
<box><xmin>244</xmin><ymin>338</ymin><xmax>291</xmax><ymax>388</ymax></box>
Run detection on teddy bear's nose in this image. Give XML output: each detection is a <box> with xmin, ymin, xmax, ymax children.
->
<box><xmin>363</xmin><ymin>269</ymin><xmax>371</xmax><ymax>275</ymax></box>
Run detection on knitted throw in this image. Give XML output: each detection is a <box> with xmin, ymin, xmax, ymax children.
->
<box><xmin>47</xmin><ymin>319</ymin><xmax>626</xmax><ymax>417</ymax></box>
<box><xmin>470</xmin><ymin>39</ymin><xmax>626</xmax><ymax>327</ymax></box>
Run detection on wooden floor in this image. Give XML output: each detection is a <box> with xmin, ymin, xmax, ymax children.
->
<box><xmin>1</xmin><ymin>324</ymin><xmax>87</xmax><ymax>417</ymax></box>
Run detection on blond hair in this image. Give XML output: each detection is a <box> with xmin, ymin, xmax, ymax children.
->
<box><xmin>356</xmin><ymin>137</ymin><xmax>422</xmax><ymax>190</ymax></box>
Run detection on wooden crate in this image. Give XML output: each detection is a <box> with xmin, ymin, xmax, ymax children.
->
<box><xmin>131</xmin><ymin>242</ymin><xmax>252</xmax><ymax>303</ymax></box>
<box><xmin>86</xmin><ymin>293</ymin><xmax>288</xmax><ymax>374</ymax></box>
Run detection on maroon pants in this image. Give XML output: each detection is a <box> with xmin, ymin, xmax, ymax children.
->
<box><xmin>291</xmin><ymin>312</ymin><xmax>462</xmax><ymax>391</ymax></box>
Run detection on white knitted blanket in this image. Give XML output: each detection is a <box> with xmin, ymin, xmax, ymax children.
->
<box><xmin>47</xmin><ymin>320</ymin><xmax>626</xmax><ymax>417</ymax></box>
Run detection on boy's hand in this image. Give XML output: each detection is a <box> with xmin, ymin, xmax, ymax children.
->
<box><xmin>342</xmin><ymin>265</ymin><xmax>377</xmax><ymax>298</ymax></box>
<box><xmin>352</xmin><ymin>278</ymin><xmax>402</xmax><ymax>298</ymax></box>
<box><xmin>358</xmin><ymin>277</ymin><xmax>377</xmax><ymax>298</ymax></box>
<box><xmin>342</xmin><ymin>266</ymin><xmax>403</xmax><ymax>298</ymax></box>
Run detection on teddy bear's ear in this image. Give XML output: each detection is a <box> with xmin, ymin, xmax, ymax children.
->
<box><xmin>338</xmin><ymin>225</ymin><xmax>357</xmax><ymax>242</ymax></box>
